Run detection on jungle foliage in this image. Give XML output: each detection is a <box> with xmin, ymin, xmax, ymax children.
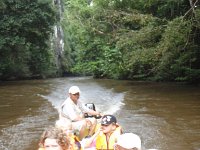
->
<box><xmin>1</xmin><ymin>0</ymin><xmax>199</xmax><ymax>83</ymax></box>
<box><xmin>0</xmin><ymin>0</ymin><xmax>57</xmax><ymax>80</ymax></box>
<box><xmin>63</xmin><ymin>0</ymin><xmax>200</xmax><ymax>83</ymax></box>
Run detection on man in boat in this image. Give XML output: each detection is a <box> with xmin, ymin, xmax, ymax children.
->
<box><xmin>59</xmin><ymin>85</ymin><xmax>102</xmax><ymax>140</ymax></box>
<box><xmin>115</xmin><ymin>133</ymin><xmax>142</xmax><ymax>150</ymax></box>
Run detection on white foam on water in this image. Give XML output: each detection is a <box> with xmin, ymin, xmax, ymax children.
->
<box><xmin>40</xmin><ymin>77</ymin><xmax>125</xmax><ymax>115</ymax></box>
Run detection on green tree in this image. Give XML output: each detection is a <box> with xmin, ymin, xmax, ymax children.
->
<box><xmin>63</xmin><ymin>0</ymin><xmax>200</xmax><ymax>83</ymax></box>
<box><xmin>0</xmin><ymin>0</ymin><xmax>56</xmax><ymax>80</ymax></box>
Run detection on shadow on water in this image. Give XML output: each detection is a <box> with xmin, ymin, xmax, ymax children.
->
<box><xmin>0</xmin><ymin>77</ymin><xmax>200</xmax><ymax>150</ymax></box>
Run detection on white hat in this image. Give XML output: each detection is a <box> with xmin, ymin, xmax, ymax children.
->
<box><xmin>116</xmin><ymin>133</ymin><xmax>141</xmax><ymax>150</ymax></box>
<box><xmin>68</xmin><ymin>86</ymin><xmax>81</xmax><ymax>94</ymax></box>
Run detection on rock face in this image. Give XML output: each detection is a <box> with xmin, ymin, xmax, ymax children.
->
<box><xmin>53</xmin><ymin>0</ymin><xmax>65</xmax><ymax>76</ymax></box>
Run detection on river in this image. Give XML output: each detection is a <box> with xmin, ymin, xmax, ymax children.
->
<box><xmin>0</xmin><ymin>77</ymin><xmax>200</xmax><ymax>150</ymax></box>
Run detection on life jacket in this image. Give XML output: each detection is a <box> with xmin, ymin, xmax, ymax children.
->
<box><xmin>96</xmin><ymin>126</ymin><xmax>122</xmax><ymax>150</ymax></box>
<box><xmin>72</xmin><ymin>134</ymin><xmax>82</xmax><ymax>150</ymax></box>
<box><xmin>64</xmin><ymin>130</ymin><xmax>82</xmax><ymax>150</ymax></box>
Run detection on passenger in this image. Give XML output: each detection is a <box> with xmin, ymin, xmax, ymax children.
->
<box><xmin>95</xmin><ymin>115</ymin><xmax>122</xmax><ymax>150</ymax></box>
<box><xmin>115</xmin><ymin>133</ymin><xmax>142</xmax><ymax>150</ymax></box>
<box><xmin>38</xmin><ymin>126</ymin><xmax>75</xmax><ymax>150</ymax></box>
<box><xmin>55</xmin><ymin>119</ymin><xmax>72</xmax><ymax>131</ymax></box>
<box><xmin>59</xmin><ymin>86</ymin><xmax>102</xmax><ymax>140</ymax></box>
<box><xmin>55</xmin><ymin>119</ymin><xmax>82</xmax><ymax>150</ymax></box>
<box><xmin>80</xmin><ymin>127</ymin><xmax>101</xmax><ymax>149</ymax></box>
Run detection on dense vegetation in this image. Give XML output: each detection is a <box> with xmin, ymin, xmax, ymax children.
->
<box><xmin>0</xmin><ymin>0</ymin><xmax>57</xmax><ymax>80</ymax></box>
<box><xmin>63</xmin><ymin>0</ymin><xmax>200</xmax><ymax>83</ymax></box>
<box><xmin>0</xmin><ymin>0</ymin><xmax>199</xmax><ymax>83</ymax></box>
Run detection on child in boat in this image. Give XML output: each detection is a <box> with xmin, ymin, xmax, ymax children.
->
<box><xmin>38</xmin><ymin>126</ymin><xmax>76</xmax><ymax>150</ymax></box>
<box><xmin>82</xmin><ymin>114</ymin><xmax>123</xmax><ymax>150</ymax></box>
<box><xmin>53</xmin><ymin>114</ymin><xmax>122</xmax><ymax>150</ymax></box>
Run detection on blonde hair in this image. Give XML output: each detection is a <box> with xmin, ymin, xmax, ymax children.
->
<box><xmin>38</xmin><ymin>126</ymin><xmax>74</xmax><ymax>150</ymax></box>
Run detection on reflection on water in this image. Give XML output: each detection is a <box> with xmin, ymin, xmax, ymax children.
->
<box><xmin>0</xmin><ymin>77</ymin><xmax>200</xmax><ymax>150</ymax></box>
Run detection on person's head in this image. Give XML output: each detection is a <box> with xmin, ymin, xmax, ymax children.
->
<box><xmin>55</xmin><ymin>119</ymin><xmax>72</xmax><ymax>132</ymax></box>
<box><xmin>68</xmin><ymin>86</ymin><xmax>80</xmax><ymax>102</ymax></box>
<box><xmin>100</xmin><ymin>115</ymin><xmax>118</xmax><ymax>134</ymax></box>
<box><xmin>39</xmin><ymin>126</ymin><xmax>73</xmax><ymax>150</ymax></box>
<box><xmin>115</xmin><ymin>133</ymin><xmax>141</xmax><ymax>150</ymax></box>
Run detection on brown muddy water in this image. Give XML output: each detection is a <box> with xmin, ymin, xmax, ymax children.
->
<box><xmin>0</xmin><ymin>77</ymin><xmax>200</xmax><ymax>150</ymax></box>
